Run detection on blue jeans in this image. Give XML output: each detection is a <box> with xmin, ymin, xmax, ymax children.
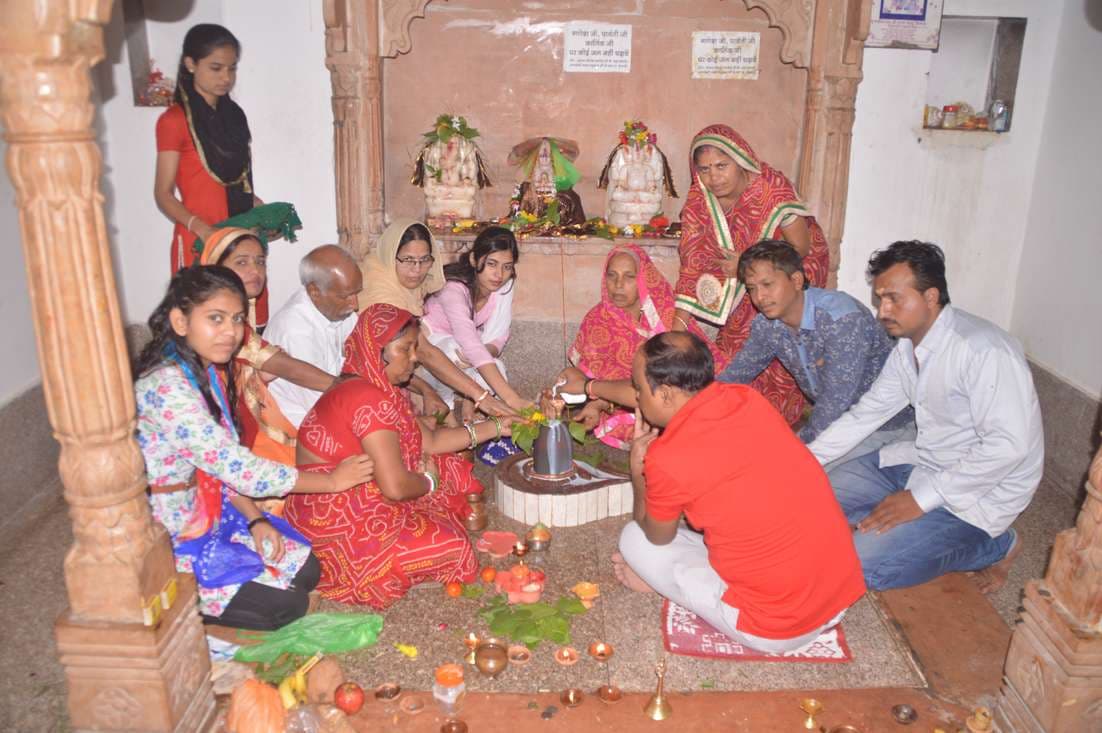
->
<box><xmin>828</xmin><ymin>451</ymin><xmax>1014</xmax><ymax>591</ymax></box>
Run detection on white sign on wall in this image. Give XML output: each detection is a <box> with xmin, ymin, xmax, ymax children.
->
<box><xmin>867</xmin><ymin>0</ymin><xmax>945</xmax><ymax>50</ymax></box>
<box><xmin>691</xmin><ymin>31</ymin><xmax>760</xmax><ymax>80</ymax></box>
<box><xmin>563</xmin><ymin>22</ymin><xmax>632</xmax><ymax>73</ymax></box>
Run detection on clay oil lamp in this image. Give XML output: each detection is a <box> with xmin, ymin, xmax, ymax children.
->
<box><xmin>374</xmin><ymin>682</ymin><xmax>402</xmax><ymax>702</ymax></box>
<box><xmin>400</xmin><ymin>696</ymin><xmax>425</xmax><ymax>715</ymax></box>
<box><xmin>525</xmin><ymin>523</ymin><xmax>552</xmax><ymax>552</ymax></box>
<box><xmin>596</xmin><ymin>685</ymin><xmax>623</xmax><ymax>704</ymax></box>
<box><xmin>800</xmin><ymin>698</ymin><xmax>823</xmax><ymax>729</ymax></box>
<box><xmin>512</xmin><ymin>540</ymin><xmax>529</xmax><ymax>559</ymax></box>
<box><xmin>473</xmin><ymin>638</ymin><xmax>509</xmax><ymax>678</ymax></box>
<box><xmin>570</xmin><ymin>581</ymin><xmax>600</xmax><ymax>609</ymax></box>
<box><xmin>506</xmin><ymin>644</ymin><xmax>532</xmax><ymax>665</ymax></box>
<box><xmin>462</xmin><ymin>632</ymin><xmax>480</xmax><ymax>665</ymax></box>
<box><xmin>587</xmin><ymin>641</ymin><xmax>614</xmax><ymax>662</ymax></box>
<box><xmin>559</xmin><ymin>688</ymin><xmax>584</xmax><ymax>708</ymax></box>
<box><xmin>553</xmin><ymin>646</ymin><xmax>579</xmax><ymax>666</ymax></box>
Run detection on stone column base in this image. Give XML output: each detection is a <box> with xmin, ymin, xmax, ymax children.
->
<box><xmin>995</xmin><ymin>581</ymin><xmax>1102</xmax><ymax>733</ymax></box>
<box><xmin>56</xmin><ymin>573</ymin><xmax>216</xmax><ymax>732</ymax></box>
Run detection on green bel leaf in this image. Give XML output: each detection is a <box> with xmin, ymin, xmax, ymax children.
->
<box><xmin>567</xmin><ymin>420</ymin><xmax>588</xmax><ymax>444</ymax></box>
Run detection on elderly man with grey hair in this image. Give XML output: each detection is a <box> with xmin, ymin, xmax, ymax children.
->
<box><xmin>266</xmin><ymin>244</ymin><xmax>364</xmax><ymax>427</ymax></box>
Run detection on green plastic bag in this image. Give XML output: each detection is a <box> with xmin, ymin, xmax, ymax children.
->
<box><xmin>233</xmin><ymin>612</ymin><xmax>384</xmax><ymax>664</ymax></box>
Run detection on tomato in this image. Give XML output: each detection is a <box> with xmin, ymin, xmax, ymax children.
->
<box><xmin>445</xmin><ymin>581</ymin><xmax>464</xmax><ymax>598</ymax></box>
<box><xmin>479</xmin><ymin>566</ymin><xmax>497</xmax><ymax>583</ymax></box>
<box><xmin>334</xmin><ymin>682</ymin><xmax>365</xmax><ymax>715</ymax></box>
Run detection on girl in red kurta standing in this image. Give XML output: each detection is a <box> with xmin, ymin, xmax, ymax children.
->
<box><xmin>154</xmin><ymin>24</ymin><xmax>270</xmax><ymax>325</ymax></box>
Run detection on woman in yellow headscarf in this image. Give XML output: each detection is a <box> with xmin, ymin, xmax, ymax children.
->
<box><xmin>358</xmin><ymin>219</ymin><xmax>517</xmax><ymax>419</ymax></box>
<box><xmin>198</xmin><ymin>227</ymin><xmax>335</xmax><ymax>466</ymax></box>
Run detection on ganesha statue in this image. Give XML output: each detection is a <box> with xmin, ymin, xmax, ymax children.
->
<box><xmin>597</xmin><ymin>121</ymin><xmax>677</xmax><ymax>228</ymax></box>
<box><xmin>412</xmin><ymin>114</ymin><xmax>491</xmax><ymax>223</ymax></box>
<box><xmin>506</xmin><ymin>136</ymin><xmax>587</xmax><ymax>227</ymax></box>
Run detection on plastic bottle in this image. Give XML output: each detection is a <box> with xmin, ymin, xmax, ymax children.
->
<box><xmin>433</xmin><ymin>663</ymin><xmax>466</xmax><ymax>718</ymax></box>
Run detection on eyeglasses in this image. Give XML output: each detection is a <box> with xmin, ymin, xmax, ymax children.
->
<box><xmin>395</xmin><ymin>255</ymin><xmax>435</xmax><ymax>268</ymax></box>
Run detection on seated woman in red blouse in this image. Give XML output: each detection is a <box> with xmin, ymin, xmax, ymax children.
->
<box><xmin>284</xmin><ymin>304</ymin><xmax>518</xmax><ymax>609</ymax></box>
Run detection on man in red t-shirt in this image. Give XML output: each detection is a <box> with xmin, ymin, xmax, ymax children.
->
<box><xmin>615</xmin><ymin>332</ymin><xmax>866</xmax><ymax>652</ymax></box>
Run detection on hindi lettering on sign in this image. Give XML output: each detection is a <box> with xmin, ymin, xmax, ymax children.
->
<box><xmin>563</xmin><ymin>22</ymin><xmax>633</xmax><ymax>74</ymax></box>
<box><xmin>691</xmin><ymin>31</ymin><xmax>760</xmax><ymax>80</ymax></box>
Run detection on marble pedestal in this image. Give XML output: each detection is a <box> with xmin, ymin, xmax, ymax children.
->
<box><xmin>494</xmin><ymin>453</ymin><xmax>632</xmax><ymax>527</ymax></box>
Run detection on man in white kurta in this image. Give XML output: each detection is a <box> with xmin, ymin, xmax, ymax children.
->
<box><xmin>266</xmin><ymin>245</ymin><xmax>362</xmax><ymax>427</ymax></box>
<box><xmin>809</xmin><ymin>241</ymin><xmax>1042</xmax><ymax>593</ymax></box>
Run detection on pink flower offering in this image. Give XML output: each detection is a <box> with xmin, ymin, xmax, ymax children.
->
<box><xmin>494</xmin><ymin>566</ymin><xmax>544</xmax><ymax>604</ymax></box>
<box><xmin>475</xmin><ymin>531</ymin><xmax>519</xmax><ymax>558</ymax></box>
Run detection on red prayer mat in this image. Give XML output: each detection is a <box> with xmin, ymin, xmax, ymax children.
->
<box><xmin>662</xmin><ymin>600</ymin><xmax>852</xmax><ymax>663</ymax></box>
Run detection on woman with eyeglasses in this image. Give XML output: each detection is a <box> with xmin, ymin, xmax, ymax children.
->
<box><xmin>358</xmin><ymin>220</ymin><xmax>516</xmax><ymax>420</ymax></box>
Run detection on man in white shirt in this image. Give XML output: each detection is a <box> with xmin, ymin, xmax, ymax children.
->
<box><xmin>266</xmin><ymin>245</ymin><xmax>363</xmax><ymax>427</ymax></box>
<box><xmin>809</xmin><ymin>241</ymin><xmax>1042</xmax><ymax>593</ymax></box>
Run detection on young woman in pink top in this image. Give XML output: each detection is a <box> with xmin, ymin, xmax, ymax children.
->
<box><xmin>423</xmin><ymin>227</ymin><xmax>532</xmax><ymax>420</ymax></box>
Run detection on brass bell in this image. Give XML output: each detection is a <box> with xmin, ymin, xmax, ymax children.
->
<box><xmin>643</xmin><ymin>657</ymin><xmax>672</xmax><ymax>721</ymax></box>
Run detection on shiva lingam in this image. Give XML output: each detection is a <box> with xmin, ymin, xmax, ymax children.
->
<box><xmin>643</xmin><ymin>657</ymin><xmax>672</xmax><ymax>721</ymax></box>
<box><xmin>529</xmin><ymin>390</ymin><xmax>575</xmax><ymax>480</ymax></box>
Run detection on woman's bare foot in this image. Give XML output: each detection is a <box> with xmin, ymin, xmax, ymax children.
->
<box><xmin>971</xmin><ymin>530</ymin><xmax>1022</xmax><ymax>595</ymax></box>
<box><xmin>611</xmin><ymin>551</ymin><xmax>655</xmax><ymax>594</ymax></box>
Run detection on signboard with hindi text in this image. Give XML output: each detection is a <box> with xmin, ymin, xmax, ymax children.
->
<box><xmin>563</xmin><ymin>22</ymin><xmax>632</xmax><ymax>73</ymax></box>
<box><xmin>691</xmin><ymin>31</ymin><xmax>760</xmax><ymax>80</ymax></box>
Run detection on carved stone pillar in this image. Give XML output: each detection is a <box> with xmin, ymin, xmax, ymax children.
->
<box><xmin>791</xmin><ymin>0</ymin><xmax>870</xmax><ymax>288</ymax></box>
<box><xmin>996</xmin><ymin>440</ymin><xmax>1102</xmax><ymax>732</ymax></box>
<box><xmin>325</xmin><ymin>0</ymin><xmax>438</xmax><ymax>257</ymax></box>
<box><xmin>0</xmin><ymin>1</ymin><xmax>214</xmax><ymax>730</ymax></box>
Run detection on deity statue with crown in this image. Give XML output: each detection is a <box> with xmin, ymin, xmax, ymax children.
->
<box><xmin>597</xmin><ymin>120</ymin><xmax>677</xmax><ymax>228</ymax></box>
<box><xmin>506</xmin><ymin>136</ymin><xmax>587</xmax><ymax>227</ymax></box>
<box><xmin>412</xmin><ymin>114</ymin><xmax>491</xmax><ymax>224</ymax></box>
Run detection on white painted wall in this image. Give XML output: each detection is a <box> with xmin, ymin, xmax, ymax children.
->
<box><xmin>0</xmin><ymin>144</ymin><xmax>41</xmax><ymax>406</ymax></box>
<box><xmin>1011</xmin><ymin>0</ymin><xmax>1102</xmax><ymax>400</ymax></box>
<box><xmin>840</xmin><ymin>0</ymin><xmax>1063</xmax><ymax>331</ymax></box>
<box><xmin>2</xmin><ymin>0</ymin><xmax>1094</xmax><ymax>404</ymax></box>
<box><xmin>96</xmin><ymin>0</ymin><xmax>336</xmax><ymax>326</ymax></box>
<box><xmin>926</xmin><ymin>16</ymin><xmax>997</xmax><ymax>111</ymax></box>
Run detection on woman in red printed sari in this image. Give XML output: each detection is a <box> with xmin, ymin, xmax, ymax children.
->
<box><xmin>564</xmin><ymin>244</ymin><xmax>723</xmax><ymax>449</ymax></box>
<box><xmin>671</xmin><ymin>124</ymin><xmax>829</xmax><ymax>424</ymax></box>
<box><xmin>284</xmin><ymin>304</ymin><xmax>517</xmax><ymax>608</ymax></box>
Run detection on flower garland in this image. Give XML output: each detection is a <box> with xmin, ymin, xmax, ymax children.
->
<box><xmin>618</xmin><ymin>120</ymin><xmax>657</xmax><ymax>147</ymax></box>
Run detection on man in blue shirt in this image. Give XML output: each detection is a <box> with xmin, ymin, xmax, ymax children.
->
<box><xmin>718</xmin><ymin>240</ymin><xmax>911</xmax><ymax>451</ymax></box>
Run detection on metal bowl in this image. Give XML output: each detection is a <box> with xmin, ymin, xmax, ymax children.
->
<box><xmin>374</xmin><ymin>682</ymin><xmax>401</xmax><ymax>701</ymax></box>
<box><xmin>891</xmin><ymin>703</ymin><xmax>918</xmax><ymax>725</ymax></box>
<box><xmin>526</xmin><ymin>537</ymin><xmax>551</xmax><ymax>552</ymax></box>
<box><xmin>440</xmin><ymin>721</ymin><xmax>468</xmax><ymax>733</ymax></box>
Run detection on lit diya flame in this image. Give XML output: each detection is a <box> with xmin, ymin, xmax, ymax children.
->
<box><xmin>571</xmin><ymin>581</ymin><xmax>600</xmax><ymax>608</ymax></box>
<box><xmin>513</xmin><ymin>541</ymin><xmax>529</xmax><ymax>558</ymax></box>
<box><xmin>588</xmin><ymin>641</ymin><xmax>614</xmax><ymax>662</ymax></box>
<box><xmin>553</xmin><ymin>646</ymin><xmax>579</xmax><ymax>666</ymax></box>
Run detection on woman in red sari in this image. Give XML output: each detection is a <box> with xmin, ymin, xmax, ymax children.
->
<box><xmin>671</xmin><ymin>124</ymin><xmax>829</xmax><ymax>424</ymax></box>
<box><xmin>564</xmin><ymin>244</ymin><xmax>723</xmax><ymax>449</ymax></box>
<box><xmin>284</xmin><ymin>304</ymin><xmax>516</xmax><ymax>608</ymax></box>
<box><xmin>197</xmin><ymin>227</ymin><xmax>334</xmax><ymax>467</ymax></box>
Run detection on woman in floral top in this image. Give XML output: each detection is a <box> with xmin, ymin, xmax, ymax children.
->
<box><xmin>134</xmin><ymin>267</ymin><xmax>373</xmax><ymax>630</ymax></box>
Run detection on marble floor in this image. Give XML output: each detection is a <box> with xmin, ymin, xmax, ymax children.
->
<box><xmin>0</xmin><ymin>464</ymin><xmax>1081</xmax><ymax>731</ymax></box>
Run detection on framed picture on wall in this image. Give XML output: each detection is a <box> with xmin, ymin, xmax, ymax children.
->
<box><xmin>867</xmin><ymin>0</ymin><xmax>944</xmax><ymax>49</ymax></box>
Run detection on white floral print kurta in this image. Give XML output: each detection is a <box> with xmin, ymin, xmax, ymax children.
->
<box><xmin>135</xmin><ymin>363</ymin><xmax>310</xmax><ymax>617</ymax></box>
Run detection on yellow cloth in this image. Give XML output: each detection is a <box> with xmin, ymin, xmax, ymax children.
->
<box><xmin>357</xmin><ymin>218</ymin><xmax>445</xmax><ymax>316</ymax></box>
